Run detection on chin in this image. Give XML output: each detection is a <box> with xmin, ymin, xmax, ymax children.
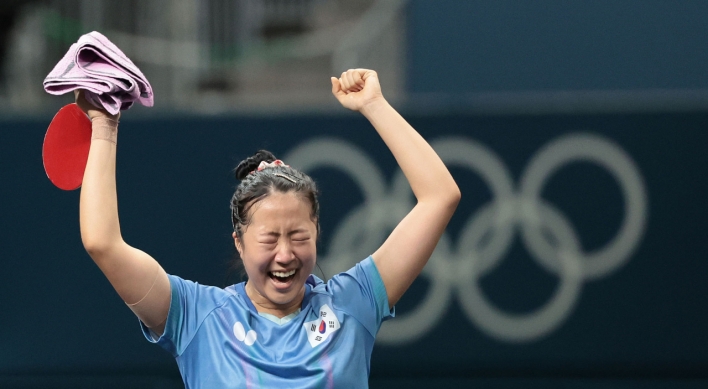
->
<box><xmin>266</xmin><ymin>288</ymin><xmax>301</xmax><ymax>306</ymax></box>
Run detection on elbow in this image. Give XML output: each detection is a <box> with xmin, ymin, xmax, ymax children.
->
<box><xmin>446</xmin><ymin>184</ymin><xmax>462</xmax><ymax>210</ymax></box>
<box><xmin>422</xmin><ymin>181</ymin><xmax>461</xmax><ymax>211</ymax></box>
<box><xmin>443</xmin><ymin>177</ymin><xmax>461</xmax><ymax>207</ymax></box>
<box><xmin>82</xmin><ymin>239</ymin><xmax>109</xmax><ymax>259</ymax></box>
<box><xmin>81</xmin><ymin>233</ymin><xmax>120</xmax><ymax>260</ymax></box>
<box><xmin>429</xmin><ymin>182</ymin><xmax>460</xmax><ymax>213</ymax></box>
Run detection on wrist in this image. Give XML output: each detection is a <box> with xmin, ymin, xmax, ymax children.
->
<box><xmin>91</xmin><ymin>117</ymin><xmax>119</xmax><ymax>145</ymax></box>
<box><xmin>360</xmin><ymin>96</ymin><xmax>389</xmax><ymax>118</ymax></box>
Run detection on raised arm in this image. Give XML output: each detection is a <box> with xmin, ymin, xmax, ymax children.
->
<box><xmin>331</xmin><ymin>69</ymin><xmax>460</xmax><ymax>307</ymax></box>
<box><xmin>76</xmin><ymin>91</ymin><xmax>170</xmax><ymax>335</ymax></box>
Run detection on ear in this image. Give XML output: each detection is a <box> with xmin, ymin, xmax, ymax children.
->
<box><xmin>232</xmin><ymin>232</ymin><xmax>243</xmax><ymax>256</ymax></box>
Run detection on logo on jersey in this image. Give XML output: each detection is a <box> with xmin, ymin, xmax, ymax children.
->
<box><xmin>304</xmin><ymin>304</ymin><xmax>341</xmax><ymax>347</ymax></box>
<box><xmin>233</xmin><ymin>321</ymin><xmax>257</xmax><ymax>346</ymax></box>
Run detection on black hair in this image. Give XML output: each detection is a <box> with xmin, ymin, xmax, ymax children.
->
<box><xmin>227</xmin><ymin>150</ymin><xmax>321</xmax><ymax>280</ymax></box>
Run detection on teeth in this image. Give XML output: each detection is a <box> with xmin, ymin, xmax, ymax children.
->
<box><xmin>271</xmin><ymin>269</ymin><xmax>296</xmax><ymax>278</ymax></box>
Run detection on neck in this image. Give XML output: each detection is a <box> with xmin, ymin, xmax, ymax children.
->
<box><xmin>244</xmin><ymin>282</ymin><xmax>305</xmax><ymax>318</ymax></box>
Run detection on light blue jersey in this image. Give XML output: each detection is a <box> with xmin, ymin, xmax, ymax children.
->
<box><xmin>141</xmin><ymin>256</ymin><xmax>394</xmax><ymax>388</ymax></box>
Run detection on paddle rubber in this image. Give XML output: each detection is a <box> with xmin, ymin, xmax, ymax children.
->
<box><xmin>42</xmin><ymin>103</ymin><xmax>92</xmax><ymax>190</ymax></box>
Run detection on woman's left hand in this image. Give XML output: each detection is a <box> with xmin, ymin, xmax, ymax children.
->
<box><xmin>331</xmin><ymin>69</ymin><xmax>384</xmax><ymax>112</ymax></box>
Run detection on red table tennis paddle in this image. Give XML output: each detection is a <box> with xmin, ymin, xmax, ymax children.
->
<box><xmin>42</xmin><ymin>103</ymin><xmax>92</xmax><ymax>190</ymax></box>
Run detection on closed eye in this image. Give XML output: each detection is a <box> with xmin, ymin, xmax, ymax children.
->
<box><xmin>258</xmin><ymin>241</ymin><xmax>278</xmax><ymax>245</ymax></box>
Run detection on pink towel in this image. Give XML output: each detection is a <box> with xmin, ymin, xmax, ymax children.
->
<box><xmin>43</xmin><ymin>31</ymin><xmax>153</xmax><ymax>115</ymax></box>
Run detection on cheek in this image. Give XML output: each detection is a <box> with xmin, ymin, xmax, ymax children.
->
<box><xmin>293</xmin><ymin>241</ymin><xmax>317</xmax><ymax>262</ymax></box>
<box><xmin>241</xmin><ymin>247</ymin><xmax>273</xmax><ymax>273</ymax></box>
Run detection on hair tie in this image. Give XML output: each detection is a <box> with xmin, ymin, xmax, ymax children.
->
<box><xmin>250</xmin><ymin>159</ymin><xmax>289</xmax><ymax>174</ymax></box>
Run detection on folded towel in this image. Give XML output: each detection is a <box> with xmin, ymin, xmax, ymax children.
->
<box><xmin>43</xmin><ymin>31</ymin><xmax>153</xmax><ymax>115</ymax></box>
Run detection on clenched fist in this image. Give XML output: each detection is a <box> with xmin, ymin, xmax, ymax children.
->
<box><xmin>331</xmin><ymin>69</ymin><xmax>384</xmax><ymax>112</ymax></box>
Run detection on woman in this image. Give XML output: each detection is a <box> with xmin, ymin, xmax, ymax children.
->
<box><xmin>79</xmin><ymin>69</ymin><xmax>460</xmax><ymax>388</ymax></box>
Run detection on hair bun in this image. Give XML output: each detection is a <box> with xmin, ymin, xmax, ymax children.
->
<box><xmin>235</xmin><ymin>150</ymin><xmax>277</xmax><ymax>180</ymax></box>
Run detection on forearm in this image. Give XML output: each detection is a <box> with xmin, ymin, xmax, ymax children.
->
<box><xmin>360</xmin><ymin>99</ymin><xmax>460</xmax><ymax>204</ymax></box>
<box><xmin>79</xmin><ymin>119</ymin><xmax>123</xmax><ymax>257</ymax></box>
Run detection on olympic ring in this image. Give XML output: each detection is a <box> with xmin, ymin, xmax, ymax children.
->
<box><xmin>283</xmin><ymin>133</ymin><xmax>648</xmax><ymax>344</ymax></box>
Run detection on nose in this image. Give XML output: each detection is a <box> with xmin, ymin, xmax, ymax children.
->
<box><xmin>275</xmin><ymin>241</ymin><xmax>296</xmax><ymax>264</ymax></box>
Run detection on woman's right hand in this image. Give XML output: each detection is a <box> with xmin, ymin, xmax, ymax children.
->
<box><xmin>74</xmin><ymin>89</ymin><xmax>120</xmax><ymax>121</ymax></box>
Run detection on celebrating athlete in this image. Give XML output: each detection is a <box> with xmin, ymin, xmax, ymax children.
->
<box><xmin>78</xmin><ymin>68</ymin><xmax>460</xmax><ymax>387</ymax></box>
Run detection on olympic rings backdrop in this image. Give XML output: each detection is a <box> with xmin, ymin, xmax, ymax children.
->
<box><xmin>1</xmin><ymin>111</ymin><xmax>707</xmax><ymax>384</ymax></box>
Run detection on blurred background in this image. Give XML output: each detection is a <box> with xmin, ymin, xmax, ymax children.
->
<box><xmin>1</xmin><ymin>0</ymin><xmax>707</xmax><ymax>388</ymax></box>
<box><xmin>0</xmin><ymin>0</ymin><xmax>407</xmax><ymax>115</ymax></box>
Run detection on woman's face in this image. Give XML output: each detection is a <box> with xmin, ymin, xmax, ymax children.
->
<box><xmin>234</xmin><ymin>191</ymin><xmax>317</xmax><ymax>315</ymax></box>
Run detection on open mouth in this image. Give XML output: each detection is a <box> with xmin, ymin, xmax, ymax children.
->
<box><xmin>269</xmin><ymin>269</ymin><xmax>297</xmax><ymax>284</ymax></box>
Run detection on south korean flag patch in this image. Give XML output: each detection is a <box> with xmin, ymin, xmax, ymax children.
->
<box><xmin>304</xmin><ymin>304</ymin><xmax>341</xmax><ymax>347</ymax></box>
